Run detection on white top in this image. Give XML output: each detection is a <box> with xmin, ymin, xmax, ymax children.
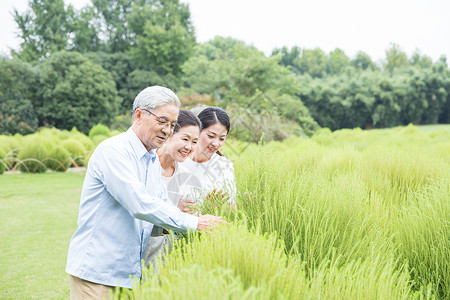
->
<box><xmin>161</xmin><ymin>161</ymin><xmax>184</xmax><ymax>206</ymax></box>
<box><xmin>178</xmin><ymin>153</ymin><xmax>237</xmax><ymax>204</ymax></box>
<box><xmin>145</xmin><ymin>161</ymin><xmax>182</xmax><ymax>267</ymax></box>
<box><xmin>144</xmin><ymin>153</ymin><xmax>237</xmax><ymax>267</ymax></box>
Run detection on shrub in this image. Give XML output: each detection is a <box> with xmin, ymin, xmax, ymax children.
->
<box><xmin>45</xmin><ymin>146</ymin><xmax>71</xmax><ymax>172</ymax></box>
<box><xmin>62</xmin><ymin>139</ymin><xmax>86</xmax><ymax>167</ymax></box>
<box><xmin>0</xmin><ymin>135</ymin><xmax>22</xmax><ymax>170</ymax></box>
<box><xmin>89</xmin><ymin>124</ymin><xmax>111</xmax><ymax>140</ymax></box>
<box><xmin>0</xmin><ymin>135</ymin><xmax>21</xmax><ymax>152</ymax></box>
<box><xmin>17</xmin><ymin>138</ymin><xmax>49</xmax><ymax>173</ymax></box>
<box><xmin>70</xmin><ymin>128</ymin><xmax>94</xmax><ymax>151</ymax></box>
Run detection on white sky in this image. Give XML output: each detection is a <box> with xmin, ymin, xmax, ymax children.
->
<box><xmin>1</xmin><ymin>0</ymin><xmax>449</xmax><ymax>63</ymax></box>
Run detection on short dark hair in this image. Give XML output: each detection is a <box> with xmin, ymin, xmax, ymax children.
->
<box><xmin>197</xmin><ymin>107</ymin><xmax>230</xmax><ymax>133</ymax></box>
<box><xmin>174</xmin><ymin>110</ymin><xmax>202</xmax><ymax>133</ymax></box>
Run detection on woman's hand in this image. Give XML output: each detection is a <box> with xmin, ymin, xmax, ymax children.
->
<box><xmin>177</xmin><ymin>199</ymin><xmax>198</xmax><ymax>214</ymax></box>
<box><xmin>206</xmin><ymin>189</ymin><xmax>230</xmax><ymax>202</ymax></box>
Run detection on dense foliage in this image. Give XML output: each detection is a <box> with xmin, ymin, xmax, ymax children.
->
<box><xmin>0</xmin><ymin>57</ymin><xmax>38</xmax><ymax>135</ymax></box>
<box><xmin>35</xmin><ymin>51</ymin><xmax>120</xmax><ymax>133</ymax></box>
<box><xmin>1</xmin><ymin>0</ymin><xmax>448</xmax><ymax>139</ymax></box>
<box><xmin>297</xmin><ymin>59</ymin><xmax>450</xmax><ymax>130</ymax></box>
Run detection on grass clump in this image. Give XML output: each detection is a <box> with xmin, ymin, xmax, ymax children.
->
<box><xmin>89</xmin><ymin>123</ymin><xmax>111</xmax><ymax>140</ymax></box>
<box><xmin>45</xmin><ymin>146</ymin><xmax>71</xmax><ymax>172</ymax></box>
<box><xmin>17</xmin><ymin>137</ymin><xmax>49</xmax><ymax>173</ymax></box>
<box><xmin>123</xmin><ymin>222</ymin><xmax>417</xmax><ymax>299</ymax></box>
<box><xmin>62</xmin><ymin>138</ymin><xmax>86</xmax><ymax>167</ymax></box>
<box><xmin>70</xmin><ymin>127</ymin><xmax>95</xmax><ymax>151</ymax></box>
<box><xmin>0</xmin><ymin>147</ymin><xmax>6</xmax><ymax>174</ymax></box>
<box><xmin>394</xmin><ymin>179</ymin><xmax>450</xmax><ymax>299</ymax></box>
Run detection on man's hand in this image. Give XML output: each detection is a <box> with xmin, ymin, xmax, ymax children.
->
<box><xmin>196</xmin><ymin>214</ymin><xmax>226</xmax><ymax>232</ymax></box>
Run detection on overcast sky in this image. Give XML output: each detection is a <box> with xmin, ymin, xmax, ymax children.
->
<box><xmin>1</xmin><ymin>0</ymin><xmax>449</xmax><ymax>63</ymax></box>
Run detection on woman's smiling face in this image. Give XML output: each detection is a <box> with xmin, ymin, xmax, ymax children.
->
<box><xmin>166</xmin><ymin>125</ymin><xmax>200</xmax><ymax>162</ymax></box>
<box><xmin>197</xmin><ymin>123</ymin><xmax>228</xmax><ymax>161</ymax></box>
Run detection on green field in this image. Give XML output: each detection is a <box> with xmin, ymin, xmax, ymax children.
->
<box><xmin>0</xmin><ymin>172</ymin><xmax>84</xmax><ymax>299</ymax></box>
<box><xmin>416</xmin><ymin>124</ymin><xmax>450</xmax><ymax>133</ymax></box>
<box><xmin>1</xmin><ymin>125</ymin><xmax>449</xmax><ymax>299</ymax></box>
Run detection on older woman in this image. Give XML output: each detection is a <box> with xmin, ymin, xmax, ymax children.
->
<box><xmin>144</xmin><ymin>110</ymin><xmax>202</xmax><ymax>267</ymax></box>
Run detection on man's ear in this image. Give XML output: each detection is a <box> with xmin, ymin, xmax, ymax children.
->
<box><xmin>134</xmin><ymin>109</ymin><xmax>143</xmax><ymax>123</ymax></box>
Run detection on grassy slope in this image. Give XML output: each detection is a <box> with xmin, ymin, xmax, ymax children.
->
<box><xmin>0</xmin><ymin>172</ymin><xmax>84</xmax><ymax>299</ymax></box>
<box><xmin>415</xmin><ymin>123</ymin><xmax>450</xmax><ymax>133</ymax></box>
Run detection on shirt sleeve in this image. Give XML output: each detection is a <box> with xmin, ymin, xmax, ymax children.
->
<box><xmin>95</xmin><ymin>146</ymin><xmax>198</xmax><ymax>233</ymax></box>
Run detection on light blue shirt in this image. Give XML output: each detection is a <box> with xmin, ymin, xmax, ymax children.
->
<box><xmin>66</xmin><ymin>128</ymin><xmax>198</xmax><ymax>288</ymax></box>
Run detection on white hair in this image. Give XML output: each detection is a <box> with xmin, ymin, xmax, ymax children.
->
<box><xmin>132</xmin><ymin>86</ymin><xmax>181</xmax><ymax>116</ymax></box>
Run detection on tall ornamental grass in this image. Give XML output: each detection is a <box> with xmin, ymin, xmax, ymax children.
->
<box><xmin>127</xmin><ymin>125</ymin><xmax>447</xmax><ymax>299</ymax></box>
<box><xmin>394</xmin><ymin>179</ymin><xmax>450</xmax><ymax>299</ymax></box>
<box><xmin>119</xmin><ymin>223</ymin><xmax>415</xmax><ymax>299</ymax></box>
<box><xmin>17</xmin><ymin>137</ymin><xmax>49</xmax><ymax>173</ymax></box>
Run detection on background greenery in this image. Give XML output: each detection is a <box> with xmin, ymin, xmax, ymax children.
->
<box><xmin>1</xmin><ymin>0</ymin><xmax>448</xmax><ymax>139</ymax></box>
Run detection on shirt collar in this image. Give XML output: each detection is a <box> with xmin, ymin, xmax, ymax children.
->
<box><xmin>126</xmin><ymin>128</ymin><xmax>156</xmax><ymax>162</ymax></box>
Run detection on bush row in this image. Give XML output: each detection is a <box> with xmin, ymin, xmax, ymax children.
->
<box><xmin>0</xmin><ymin>124</ymin><xmax>115</xmax><ymax>174</ymax></box>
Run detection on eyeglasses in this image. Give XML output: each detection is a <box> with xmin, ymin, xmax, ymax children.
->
<box><xmin>140</xmin><ymin>108</ymin><xmax>178</xmax><ymax>131</ymax></box>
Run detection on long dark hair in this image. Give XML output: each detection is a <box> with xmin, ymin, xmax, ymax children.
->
<box><xmin>174</xmin><ymin>110</ymin><xmax>202</xmax><ymax>133</ymax></box>
<box><xmin>197</xmin><ymin>107</ymin><xmax>230</xmax><ymax>133</ymax></box>
<box><xmin>197</xmin><ymin>107</ymin><xmax>230</xmax><ymax>156</ymax></box>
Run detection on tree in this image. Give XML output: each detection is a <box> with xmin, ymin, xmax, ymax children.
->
<box><xmin>120</xmin><ymin>69</ymin><xmax>179</xmax><ymax>112</ymax></box>
<box><xmin>384</xmin><ymin>43</ymin><xmax>407</xmax><ymax>71</ymax></box>
<box><xmin>272</xmin><ymin>46</ymin><xmax>302</xmax><ymax>70</ymax></box>
<box><xmin>183</xmin><ymin>38</ymin><xmax>297</xmax><ymax>101</ymax></box>
<box><xmin>351</xmin><ymin>51</ymin><xmax>377</xmax><ymax>70</ymax></box>
<box><xmin>0</xmin><ymin>57</ymin><xmax>37</xmax><ymax>101</ymax></box>
<box><xmin>409</xmin><ymin>50</ymin><xmax>433</xmax><ymax>69</ymax></box>
<box><xmin>130</xmin><ymin>21</ymin><xmax>194</xmax><ymax>77</ymax></box>
<box><xmin>91</xmin><ymin>0</ymin><xmax>134</xmax><ymax>52</ymax></box>
<box><xmin>127</xmin><ymin>0</ymin><xmax>196</xmax><ymax>77</ymax></box>
<box><xmin>296</xmin><ymin>48</ymin><xmax>328</xmax><ymax>78</ymax></box>
<box><xmin>182</xmin><ymin>38</ymin><xmax>319</xmax><ymax>136</ymax></box>
<box><xmin>86</xmin><ymin>51</ymin><xmax>137</xmax><ymax>113</ymax></box>
<box><xmin>70</xmin><ymin>6</ymin><xmax>103</xmax><ymax>53</ymax></box>
<box><xmin>13</xmin><ymin>0</ymin><xmax>74</xmax><ymax>61</ymax></box>
<box><xmin>327</xmin><ymin>48</ymin><xmax>350</xmax><ymax>75</ymax></box>
<box><xmin>34</xmin><ymin>51</ymin><xmax>120</xmax><ymax>133</ymax></box>
<box><xmin>0</xmin><ymin>57</ymin><xmax>38</xmax><ymax>134</ymax></box>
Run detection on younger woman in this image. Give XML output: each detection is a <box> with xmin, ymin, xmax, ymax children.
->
<box><xmin>180</xmin><ymin>107</ymin><xmax>237</xmax><ymax>207</ymax></box>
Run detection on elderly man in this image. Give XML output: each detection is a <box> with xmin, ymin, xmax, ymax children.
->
<box><xmin>66</xmin><ymin>86</ymin><xmax>223</xmax><ymax>299</ymax></box>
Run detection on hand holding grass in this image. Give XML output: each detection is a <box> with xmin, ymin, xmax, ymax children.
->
<box><xmin>206</xmin><ymin>189</ymin><xmax>230</xmax><ymax>202</ymax></box>
<box><xmin>177</xmin><ymin>199</ymin><xmax>198</xmax><ymax>214</ymax></box>
<box><xmin>196</xmin><ymin>214</ymin><xmax>227</xmax><ymax>232</ymax></box>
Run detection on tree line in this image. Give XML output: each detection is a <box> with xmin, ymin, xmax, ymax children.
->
<box><xmin>0</xmin><ymin>0</ymin><xmax>449</xmax><ymax>137</ymax></box>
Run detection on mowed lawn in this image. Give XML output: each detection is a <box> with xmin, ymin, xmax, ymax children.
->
<box><xmin>0</xmin><ymin>171</ymin><xmax>84</xmax><ymax>299</ymax></box>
